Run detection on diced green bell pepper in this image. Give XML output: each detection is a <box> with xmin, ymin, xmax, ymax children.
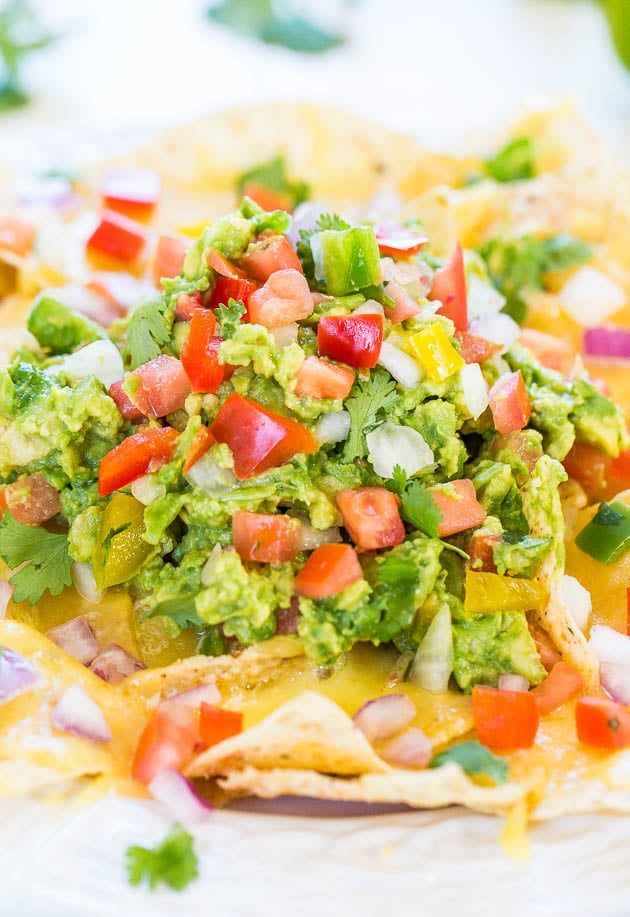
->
<box><xmin>575</xmin><ymin>500</ymin><xmax>630</xmax><ymax>565</ymax></box>
<box><xmin>27</xmin><ymin>296</ymin><xmax>105</xmax><ymax>354</ymax></box>
<box><xmin>310</xmin><ymin>226</ymin><xmax>381</xmax><ymax>296</ymax></box>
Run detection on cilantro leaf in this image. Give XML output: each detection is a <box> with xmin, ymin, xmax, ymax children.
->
<box><xmin>208</xmin><ymin>0</ymin><xmax>344</xmax><ymax>54</ymax></box>
<box><xmin>590</xmin><ymin>501</ymin><xmax>625</xmax><ymax>527</ymax></box>
<box><xmin>398</xmin><ymin>480</ymin><xmax>443</xmax><ymax>539</ymax></box>
<box><xmin>0</xmin><ymin>1</ymin><xmax>56</xmax><ymax>111</ymax></box>
<box><xmin>341</xmin><ymin>370</ymin><xmax>399</xmax><ymax>463</ymax></box>
<box><xmin>123</xmin><ymin>297</ymin><xmax>174</xmax><ymax>370</ymax></box>
<box><xmin>0</xmin><ymin>512</ymin><xmax>72</xmax><ymax>604</ymax></box>
<box><xmin>142</xmin><ymin>594</ymin><xmax>205</xmax><ymax>633</ymax></box>
<box><xmin>216</xmin><ymin>298</ymin><xmax>246</xmax><ymax>340</ymax></box>
<box><xmin>126</xmin><ymin>823</ymin><xmax>199</xmax><ymax>892</ymax></box>
<box><xmin>236</xmin><ymin>156</ymin><xmax>309</xmax><ymax>210</ymax></box>
<box><xmin>429</xmin><ymin>740</ymin><xmax>509</xmax><ymax>785</ymax></box>
<box><xmin>485</xmin><ymin>137</ymin><xmax>535</xmax><ymax>183</ymax></box>
<box><xmin>388</xmin><ymin>464</ymin><xmax>409</xmax><ymax>497</ymax></box>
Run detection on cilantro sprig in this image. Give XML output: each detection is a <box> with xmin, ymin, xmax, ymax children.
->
<box><xmin>0</xmin><ymin>511</ymin><xmax>72</xmax><ymax>604</ymax></box>
<box><xmin>142</xmin><ymin>594</ymin><xmax>205</xmax><ymax>634</ymax></box>
<box><xmin>208</xmin><ymin>0</ymin><xmax>344</xmax><ymax>54</ymax></box>
<box><xmin>236</xmin><ymin>156</ymin><xmax>309</xmax><ymax>210</ymax></box>
<box><xmin>123</xmin><ymin>296</ymin><xmax>176</xmax><ymax>370</ymax></box>
<box><xmin>484</xmin><ymin>136</ymin><xmax>535</xmax><ymax>183</ymax></box>
<box><xmin>216</xmin><ymin>297</ymin><xmax>246</xmax><ymax>340</ymax></box>
<box><xmin>341</xmin><ymin>370</ymin><xmax>399</xmax><ymax>463</ymax></box>
<box><xmin>126</xmin><ymin>823</ymin><xmax>199</xmax><ymax>892</ymax></box>
<box><xmin>388</xmin><ymin>467</ymin><xmax>468</xmax><ymax>558</ymax></box>
<box><xmin>429</xmin><ymin>740</ymin><xmax>509</xmax><ymax>785</ymax></box>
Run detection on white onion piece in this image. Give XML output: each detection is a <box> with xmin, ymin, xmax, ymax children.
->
<box><xmin>0</xmin><ymin>581</ymin><xmax>14</xmax><ymax>620</ymax></box>
<box><xmin>186</xmin><ymin>451</ymin><xmax>237</xmax><ymax>497</ymax></box>
<box><xmin>560</xmin><ymin>574</ymin><xmax>592</xmax><ymax>632</ymax></box>
<box><xmin>459</xmin><ymin>363</ymin><xmax>489</xmax><ymax>420</ymax></box>
<box><xmin>162</xmin><ymin>682</ymin><xmax>222</xmax><ymax>716</ymax></box>
<box><xmin>314</xmin><ymin>410</ymin><xmax>351</xmax><ymax>444</ymax></box>
<box><xmin>46</xmin><ymin>616</ymin><xmax>98</xmax><ymax>665</ymax></box>
<box><xmin>409</xmin><ymin>605</ymin><xmax>453</xmax><ymax>694</ymax></box>
<box><xmin>270</xmin><ymin>322</ymin><xmax>299</xmax><ymax>348</ymax></box>
<box><xmin>52</xmin><ymin>684</ymin><xmax>112</xmax><ymax>742</ymax></box>
<box><xmin>149</xmin><ymin>768</ymin><xmax>212</xmax><ymax>826</ymax></box>
<box><xmin>378</xmin><ymin>341</ymin><xmax>422</xmax><ymax>390</ymax></box>
<box><xmin>354</xmin><ymin>299</ymin><xmax>384</xmax><ymax>316</ymax></box>
<box><xmin>71</xmin><ymin>562</ymin><xmax>104</xmax><ymax>605</ymax></box>
<box><xmin>353</xmin><ymin>693</ymin><xmax>417</xmax><ymax>743</ymax></box>
<box><xmin>469</xmin><ymin>313</ymin><xmax>520</xmax><ymax>352</ymax></box>
<box><xmin>0</xmin><ymin>647</ymin><xmax>39</xmax><ymax>703</ymax></box>
<box><xmin>599</xmin><ymin>662</ymin><xmax>630</xmax><ymax>705</ymax></box>
<box><xmin>380</xmin><ymin>727</ymin><xmax>433</xmax><ymax>769</ymax></box>
<box><xmin>466</xmin><ymin>273</ymin><xmax>506</xmax><ymax>320</ymax></box>
<box><xmin>497</xmin><ymin>673</ymin><xmax>529</xmax><ymax>692</ymax></box>
<box><xmin>295</xmin><ymin>517</ymin><xmax>341</xmax><ymax>551</ymax></box>
<box><xmin>287</xmin><ymin>202</ymin><xmax>328</xmax><ymax>246</ymax></box>
<box><xmin>366</xmin><ymin>422</ymin><xmax>433</xmax><ymax>479</ymax></box>
<box><xmin>558</xmin><ymin>266</ymin><xmax>626</xmax><ymax>327</ymax></box>
<box><xmin>201</xmin><ymin>545</ymin><xmax>224</xmax><ymax>587</ymax></box>
<box><xmin>61</xmin><ymin>340</ymin><xmax>124</xmax><ymax>389</ymax></box>
<box><xmin>90</xmin><ymin>644</ymin><xmax>145</xmax><ymax>684</ymax></box>
<box><xmin>131</xmin><ymin>474</ymin><xmax>167</xmax><ymax>506</ymax></box>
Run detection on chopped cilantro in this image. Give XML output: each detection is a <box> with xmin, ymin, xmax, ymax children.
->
<box><xmin>398</xmin><ymin>480</ymin><xmax>443</xmax><ymax>539</ymax></box>
<box><xmin>208</xmin><ymin>0</ymin><xmax>344</xmax><ymax>54</ymax></box>
<box><xmin>592</xmin><ymin>501</ymin><xmax>626</xmax><ymax>526</ymax></box>
<box><xmin>126</xmin><ymin>823</ymin><xmax>199</xmax><ymax>892</ymax></box>
<box><xmin>485</xmin><ymin>137</ymin><xmax>535</xmax><ymax>183</ymax></box>
<box><xmin>429</xmin><ymin>740</ymin><xmax>509</xmax><ymax>785</ymax></box>
<box><xmin>123</xmin><ymin>297</ymin><xmax>174</xmax><ymax>370</ymax></box>
<box><xmin>142</xmin><ymin>594</ymin><xmax>205</xmax><ymax>633</ymax></box>
<box><xmin>216</xmin><ymin>298</ymin><xmax>246</xmax><ymax>340</ymax></box>
<box><xmin>341</xmin><ymin>370</ymin><xmax>399</xmax><ymax>463</ymax></box>
<box><xmin>0</xmin><ymin>511</ymin><xmax>72</xmax><ymax>604</ymax></box>
<box><xmin>102</xmin><ymin>522</ymin><xmax>130</xmax><ymax>567</ymax></box>
<box><xmin>236</xmin><ymin>156</ymin><xmax>309</xmax><ymax>210</ymax></box>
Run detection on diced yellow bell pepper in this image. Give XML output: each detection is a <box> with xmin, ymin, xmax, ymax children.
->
<box><xmin>92</xmin><ymin>494</ymin><xmax>153</xmax><ymax>590</ymax></box>
<box><xmin>177</xmin><ymin>222</ymin><xmax>210</xmax><ymax>238</ymax></box>
<box><xmin>464</xmin><ymin>570</ymin><xmax>547</xmax><ymax>614</ymax></box>
<box><xmin>409</xmin><ymin>324</ymin><xmax>465</xmax><ymax>382</ymax></box>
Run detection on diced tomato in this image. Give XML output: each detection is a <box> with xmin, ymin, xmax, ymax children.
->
<box><xmin>428</xmin><ymin>241</ymin><xmax>468</xmax><ymax>332</ymax></box>
<box><xmin>180</xmin><ymin>309</ymin><xmax>224</xmax><ymax>395</ymax></box>
<box><xmin>336</xmin><ymin>487</ymin><xmax>405</xmax><ymax>551</ymax></box>
<box><xmin>488</xmin><ymin>370</ymin><xmax>531</xmax><ymax>435</ymax></box>
<box><xmin>86</xmin><ymin>210</ymin><xmax>147</xmax><ymax>266</ymax></box>
<box><xmin>241</xmin><ymin>182</ymin><xmax>293</xmax><ymax>213</ymax></box>
<box><xmin>295</xmin><ymin>543</ymin><xmax>363</xmax><ymax>599</ymax></box>
<box><xmin>209</xmin><ymin>393</ymin><xmax>318</xmax><ymax>479</ymax></box>
<box><xmin>607</xmin><ymin>445</ymin><xmax>630</xmax><ymax>494</ymax></box>
<box><xmin>468</xmin><ymin>533</ymin><xmax>501</xmax><ymax>572</ymax></box>
<box><xmin>239</xmin><ymin>233</ymin><xmax>303</xmax><ymax>282</ymax></box>
<box><xmin>383</xmin><ymin>281</ymin><xmax>421</xmax><ymax>324</ymax></box>
<box><xmin>0</xmin><ymin>215</ymin><xmax>37</xmax><ymax>257</ymax></box>
<box><xmin>430</xmin><ymin>479</ymin><xmax>487</xmax><ymax>537</ymax></box>
<box><xmin>152</xmin><ymin>233</ymin><xmax>189</xmax><ymax>285</ymax></box>
<box><xmin>294</xmin><ymin>356</ymin><xmax>355</xmax><ymax>400</ymax></box>
<box><xmin>518</xmin><ymin>328</ymin><xmax>574</xmax><ymax>376</ymax></box>
<box><xmin>529</xmin><ymin>623</ymin><xmax>562</xmax><ymax>672</ymax></box>
<box><xmin>454</xmin><ymin>330</ymin><xmax>501</xmax><ymax>364</ymax></box>
<box><xmin>0</xmin><ymin>487</ymin><xmax>6</xmax><ymax>515</ymax></box>
<box><xmin>248</xmin><ymin>269</ymin><xmax>313</xmax><ymax>328</ymax></box>
<box><xmin>183</xmin><ymin>426</ymin><xmax>216</xmax><ymax>475</ymax></box>
<box><xmin>374</xmin><ymin>222</ymin><xmax>428</xmax><ymax>258</ymax></box>
<box><xmin>175</xmin><ymin>291</ymin><xmax>203</xmax><ymax>321</ymax></box>
<box><xmin>318</xmin><ymin>314</ymin><xmax>384</xmax><ymax>369</ymax></box>
<box><xmin>101</xmin><ymin>166</ymin><xmax>161</xmax><ymax>222</ymax></box>
<box><xmin>575</xmin><ymin>696</ymin><xmax>630</xmax><ymax>750</ymax></box>
<box><xmin>472</xmin><ymin>685</ymin><xmax>539</xmax><ymax>750</ymax></box>
<box><xmin>132</xmin><ymin>707</ymin><xmax>197</xmax><ymax>784</ymax></box>
<box><xmin>130</xmin><ymin>355</ymin><xmax>192</xmax><ymax>418</ymax></box>
<box><xmin>98</xmin><ymin>426</ymin><xmax>179</xmax><ymax>496</ymax></box>
<box><xmin>207</xmin><ymin>248</ymin><xmax>248</xmax><ymax>280</ymax></box>
<box><xmin>209</xmin><ymin>276</ymin><xmax>258</xmax><ymax>313</ymax></box>
<box><xmin>531</xmin><ymin>662</ymin><xmax>585</xmax><ymax>717</ymax></box>
<box><xmin>563</xmin><ymin>442</ymin><xmax>610</xmax><ymax>500</ymax></box>
<box><xmin>3</xmin><ymin>473</ymin><xmax>61</xmax><ymax>525</ymax></box>
<box><xmin>198</xmin><ymin>703</ymin><xmax>243</xmax><ymax>749</ymax></box>
<box><xmin>108</xmin><ymin>380</ymin><xmax>144</xmax><ymax>422</ymax></box>
<box><xmin>232</xmin><ymin>511</ymin><xmax>301</xmax><ymax>563</ymax></box>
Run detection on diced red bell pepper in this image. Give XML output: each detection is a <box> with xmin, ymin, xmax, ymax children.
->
<box><xmin>383</xmin><ymin>281</ymin><xmax>421</xmax><ymax>324</ymax></box>
<box><xmin>575</xmin><ymin>697</ymin><xmax>630</xmax><ymax>750</ymax></box>
<box><xmin>98</xmin><ymin>426</ymin><xmax>179</xmax><ymax>496</ymax></box>
<box><xmin>430</xmin><ymin>479</ymin><xmax>487</xmax><ymax>537</ymax></box>
<box><xmin>3</xmin><ymin>473</ymin><xmax>61</xmax><ymax>525</ymax></box>
<box><xmin>374</xmin><ymin>222</ymin><xmax>428</xmax><ymax>258</ymax></box>
<box><xmin>294</xmin><ymin>355</ymin><xmax>355</xmax><ymax>400</ymax></box>
<box><xmin>209</xmin><ymin>277</ymin><xmax>258</xmax><ymax>312</ymax></box>
<box><xmin>472</xmin><ymin>685</ymin><xmax>539</xmax><ymax>750</ymax></box>
<box><xmin>531</xmin><ymin>662</ymin><xmax>584</xmax><ymax>717</ymax></box>
<box><xmin>295</xmin><ymin>543</ymin><xmax>363</xmax><ymax>599</ymax></box>
<box><xmin>180</xmin><ymin>309</ymin><xmax>224</xmax><ymax>394</ymax></box>
<box><xmin>248</xmin><ymin>268</ymin><xmax>313</xmax><ymax>327</ymax></box>
<box><xmin>336</xmin><ymin>487</ymin><xmax>405</xmax><ymax>551</ymax></box>
<box><xmin>317</xmin><ymin>314</ymin><xmax>384</xmax><ymax>369</ymax></box>
<box><xmin>183</xmin><ymin>426</ymin><xmax>216</xmax><ymax>475</ymax></box>
<box><xmin>232</xmin><ymin>511</ymin><xmax>301</xmax><ymax>563</ymax></box>
<box><xmin>207</xmin><ymin>248</ymin><xmax>248</xmax><ymax>280</ymax></box>
<box><xmin>428</xmin><ymin>241</ymin><xmax>468</xmax><ymax>332</ymax></box>
<box><xmin>132</xmin><ymin>707</ymin><xmax>198</xmax><ymax>784</ymax></box>
<box><xmin>488</xmin><ymin>370</ymin><xmax>531</xmax><ymax>435</ymax></box>
<box><xmin>209</xmin><ymin>393</ymin><xmax>318</xmax><ymax>480</ymax></box>
<box><xmin>152</xmin><ymin>233</ymin><xmax>189</xmax><ymax>285</ymax></box>
<box><xmin>454</xmin><ymin>330</ymin><xmax>501</xmax><ymax>364</ymax></box>
<box><xmin>518</xmin><ymin>328</ymin><xmax>574</xmax><ymax>376</ymax></box>
<box><xmin>130</xmin><ymin>355</ymin><xmax>192</xmax><ymax>418</ymax></box>
<box><xmin>0</xmin><ymin>216</ymin><xmax>37</xmax><ymax>257</ymax></box>
<box><xmin>86</xmin><ymin>210</ymin><xmax>147</xmax><ymax>266</ymax></box>
<box><xmin>563</xmin><ymin>442</ymin><xmax>610</xmax><ymax>500</ymax></box>
<box><xmin>241</xmin><ymin>182</ymin><xmax>293</xmax><ymax>213</ymax></box>
<box><xmin>109</xmin><ymin>380</ymin><xmax>145</xmax><ymax>422</ymax></box>
<box><xmin>239</xmin><ymin>233</ymin><xmax>303</xmax><ymax>282</ymax></box>
<box><xmin>199</xmin><ymin>703</ymin><xmax>243</xmax><ymax>749</ymax></box>
<box><xmin>101</xmin><ymin>166</ymin><xmax>161</xmax><ymax>222</ymax></box>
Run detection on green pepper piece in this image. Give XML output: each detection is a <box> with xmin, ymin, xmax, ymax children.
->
<box><xmin>600</xmin><ymin>0</ymin><xmax>630</xmax><ymax>71</ymax></box>
<box><xmin>310</xmin><ymin>226</ymin><xmax>381</xmax><ymax>296</ymax></box>
<box><xmin>27</xmin><ymin>296</ymin><xmax>105</xmax><ymax>354</ymax></box>
<box><xmin>575</xmin><ymin>500</ymin><xmax>630</xmax><ymax>565</ymax></box>
<box><xmin>92</xmin><ymin>494</ymin><xmax>153</xmax><ymax>589</ymax></box>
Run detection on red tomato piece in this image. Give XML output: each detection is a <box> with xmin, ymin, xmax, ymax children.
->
<box><xmin>152</xmin><ymin>233</ymin><xmax>189</xmax><ymax>286</ymax></box>
<box><xmin>4</xmin><ymin>473</ymin><xmax>61</xmax><ymax>525</ymax></box>
<box><xmin>472</xmin><ymin>685</ymin><xmax>539</xmax><ymax>750</ymax></box>
<box><xmin>529</xmin><ymin>623</ymin><xmax>562</xmax><ymax>673</ymax></box>
<box><xmin>374</xmin><ymin>222</ymin><xmax>428</xmax><ymax>258</ymax></box>
<box><xmin>454</xmin><ymin>330</ymin><xmax>501</xmax><ymax>364</ymax></box>
<box><xmin>383</xmin><ymin>281</ymin><xmax>421</xmax><ymax>324</ymax></box>
<box><xmin>563</xmin><ymin>442</ymin><xmax>610</xmax><ymax>501</ymax></box>
<box><xmin>207</xmin><ymin>248</ymin><xmax>248</xmax><ymax>280</ymax></box>
<box><xmin>294</xmin><ymin>355</ymin><xmax>355</xmax><ymax>400</ymax></box>
<box><xmin>86</xmin><ymin>210</ymin><xmax>147</xmax><ymax>266</ymax></box>
<box><xmin>295</xmin><ymin>543</ymin><xmax>363</xmax><ymax>599</ymax></box>
<box><xmin>209</xmin><ymin>276</ymin><xmax>258</xmax><ymax>312</ymax></box>
<box><xmin>607</xmin><ymin>445</ymin><xmax>630</xmax><ymax>494</ymax></box>
<box><xmin>248</xmin><ymin>268</ymin><xmax>314</xmax><ymax>328</ymax></box>
<box><xmin>0</xmin><ymin>216</ymin><xmax>36</xmax><ymax>257</ymax></box>
<box><xmin>183</xmin><ymin>426</ymin><xmax>216</xmax><ymax>475</ymax></box>
<box><xmin>518</xmin><ymin>328</ymin><xmax>574</xmax><ymax>376</ymax></box>
<box><xmin>488</xmin><ymin>370</ymin><xmax>531</xmax><ymax>435</ymax></box>
<box><xmin>430</xmin><ymin>479</ymin><xmax>487</xmax><ymax>537</ymax></box>
<box><xmin>428</xmin><ymin>241</ymin><xmax>468</xmax><ymax>332</ymax></box>
<box><xmin>108</xmin><ymin>380</ymin><xmax>144</xmax><ymax>422</ymax></box>
<box><xmin>130</xmin><ymin>355</ymin><xmax>192</xmax><ymax>418</ymax></box>
<box><xmin>575</xmin><ymin>697</ymin><xmax>630</xmax><ymax>750</ymax></box>
<box><xmin>101</xmin><ymin>166</ymin><xmax>161</xmax><ymax>221</ymax></box>
<box><xmin>132</xmin><ymin>707</ymin><xmax>198</xmax><ymax>785</ymax></box>
<box><xmin>531</xmin><ymin>662</ymin><xmax>585</xmax><ymax>717</ymax></box>
<box><xmin>232</xmin><ymin>511</ymin><xmax>301</xmax><ymax>563</ymax></box>
<box><xmin>336</xmin><ymin>487</ymin><xmax>405</xmax><ymax>551</ymax></box>
<box><xmin>0</xmin><ymin>487</ymin><xmax>7</xmax><ymax>515</ymax></box>
<box><xmin>180</xmin><ymin>309</ymin><xmax>225</xmax><ymax>394</ymax></box>
<box><xmin>242</xmin><ymin>182</ymin><xmax>293</xmax><ymax>213</ymax></box>
<box><xmin>175</xmin><ymin>291</ymin><xmax>203</xmax><ymax>321</ymax></box>
<box><xmin>467</xmin><ymin>533</ymin><xmax>501</xmax><ymax>572</ymax></box>
<box><xmin>198</xmin><ymin>703</ymin><xmax>243</xmax><ymax>749</ymax></box>
<box><xmin>98</xmin><ymin>426</ymin><xmax>179</xmax><ymax>496</ymax></box>
<box><xmin>209</xmin><ymin>393</ymin><xmax>318</xmax><ymax>480</ymax></box>
<box><xmin>239</xmin><ymin>233</ymin><xmax>303</xmax><ymax>282</ymax></box>
<box><xmin>318</xmin><ymin>314</ymin><xmax>384</xmax><ymax>369</ymax></box>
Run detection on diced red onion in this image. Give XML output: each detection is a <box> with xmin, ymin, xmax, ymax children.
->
<box><xmin>0</xmin><ymin>647</ymin><xmax>39</xmax><ymax>703</ymax></box>
<box><xmin>460</xmin><ymin>363</ymin><xmax>489</xmax><ymax>420</ymax></box>
<box><xmin>90</xmin><ymin>643</ymin><xmax>145</xmax><ymax>684</ymax></box>
<box><xmin>377</xmin><ymin>340</ymin><xmax>422</xmax><ymax>389</ymax></box>
<box><xmin>46</xmin><ymin>616</ymin><xmax>99</xmax><ymax>665</ymax></box>
<box><xmin>19</xmin><ymin>175</ymin><xmax>76</xmax><ymax>209</ymax></box>
<box><xmin>599</xmin><ymin>662</ymin><xmax>630</xmax><ymax>705</ymax></box>
<box><xmin>161</xmin><ymin>682</ymin><xmax>221</xmax><ymax>719</ymax></box>
<box><xmin>409</xmin><ymin>605</ymin><xmax>453</xmax><ymax>694</ymax></box>
<box><xmin>558</xmin><ymin>267</ymin><xmax>626</xmax><ymax>327</ymax></box>
<box><xmin>148</xmin><ymin>768</ymin><xmax>212</xmax><ymax>826</ymax></box>
<box><xmin>589</xmin><ymin>624</ymin><xmax>630</xmax><ymax>703</ymax></box>
<box><xmin>314</xmin><ymin>410</ymin><xmax>351</xmax><ymax>444</ymax></box>
<box><xmin>275</xmin><ymin>596</ymin><xmax>301</xmax><ymax>635</ymax></box>
<box><xmin>497</xmin><ymin>673</ymin><xmax>529</xmax><ymax>692</ymax></box>
<box><xmin>353</xmin><ymin>693</ymin><xmax>417</xmax><ymax>743</ymax></box>
<box><xmin>52</xmin><ymin>684</ymin><xmax>112</xmax><ymax>742</ymax></box>
<box><xmin>583</xmin><ymin>327</ymin><xmax>630</xmax><ymax>360</ymax></box>
<box><xmin>366</xmin><ymin>421</ymin><xmax>434</xmax><ymax>479</ymax></box>
<box><xmin>287</xmin><ymin>202</ymin><xmax>328</xmax><ymax>246</ymax></box>
<box><xmin>380</xmin><ymin>727</ymin><xmax>433</xmax><ymax>769</ymax></box>
<box><xmin>560</xmin><ymin>574</ymin><xmax>591</xmax><ymax>632</ymax></box>
<box><xmin>0</xmin><ymin>580</ymin><xmax>14</xmax><ymax>620</ymax></box>
<box><xmin>469</xmin><ymin>313</ymin><xmax>520</xmax><ymax>352</ymax></box>
<box><xmin>71</xmin><ymin>563</ymin><xmax>104</xmax><ymax>605</ymax></box>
